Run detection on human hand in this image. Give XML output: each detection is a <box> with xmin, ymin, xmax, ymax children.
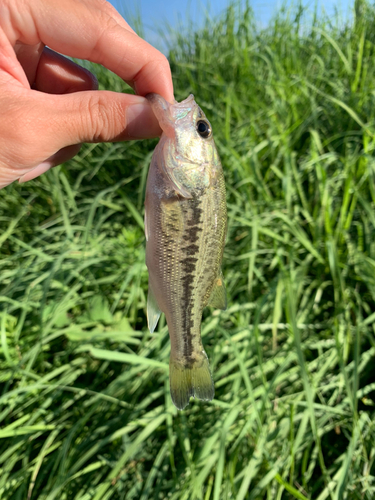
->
<box><xmin>0</xmin><ymin>0</ymin><xmax>174</xmax><ymax>189</ymax></box>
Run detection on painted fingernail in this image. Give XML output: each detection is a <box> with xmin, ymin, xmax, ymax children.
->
<box><xmin>19</xmin><ymin>161</ymin><xmax>53</xmax><ymax>184</ymax></box>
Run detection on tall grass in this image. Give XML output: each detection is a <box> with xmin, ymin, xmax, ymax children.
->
<box><xmin>1</xmin><ymin>1</ymin><xmax>375</xmax><ymax>498</ymax></box>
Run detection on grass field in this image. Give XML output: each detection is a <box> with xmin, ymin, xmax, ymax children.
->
<box><xmin>1</xmin><ymin>1</ymin><xmax>375</xmax><ymax>498</ymax></box>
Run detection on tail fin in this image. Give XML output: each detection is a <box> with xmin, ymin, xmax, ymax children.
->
<box><xmin>169</xmin><ymin>353</ymin><xmax>214</xmax><ymax>410</ymax></box>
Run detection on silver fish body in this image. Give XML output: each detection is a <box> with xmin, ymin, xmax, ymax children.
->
<box><xmin>144</xmin><ymin>94</ymin><xmax>227</xmax><ymax>410</ymax></box>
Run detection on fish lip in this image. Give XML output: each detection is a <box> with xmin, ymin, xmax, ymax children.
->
<box><xmin>176</xmin><ymin>94</ymin><xmax>195</xmax><ymax>106</ymax></box>
<box><xmin>146</xmin><ymin>93</ymin><xmax>197</xmax><ymax>123</ymax></box>
<box><xmin>146</xmin><ymin>93</ymin><xmax>170</xmax><ymax>111</ymax></box>
<box><xmin>145</xmin><ymin>93</ymin><xmax>195</xmax><ymax>106</ymax></box>
<box><xmin>146</xmin><ymin>93</ymin><xmax>176</xmax><ymax>137</ymax></box>
<box><xmin>170</xmin><ymin>94</ymin><xmax>196</xmax><ymax>121</ymax></box>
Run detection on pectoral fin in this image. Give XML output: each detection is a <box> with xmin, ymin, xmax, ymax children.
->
<box><xmin>147</xmin><ymin>283</ymin><xmax>161</xmax><ymax>333</ymax></box>
<box><xmin>144</xmin><ymin>204</ymin><xmax>150</xmax><ymax>242</ymax></box>
<box><xmin>144</xmin><ymin>207</ymin><xmax>148</xmax><ymax>241</ymax></box>
<box><xmin>160</xmin><ymin>150</ymin><xmax>192</xmax><ymax>198</ymax></box>
<box><xmin>207</xmin><ymin>269</ymin><xmax>227</xmax><ymax>310</ymax></box>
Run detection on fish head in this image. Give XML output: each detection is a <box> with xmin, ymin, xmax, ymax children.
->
<box><xmin>147</xmin><ymin>94</ymin><xmax>221</xmax><ymax>194</ymax></box>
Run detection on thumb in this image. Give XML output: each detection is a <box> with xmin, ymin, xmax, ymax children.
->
<box><xmin>38</xmin><ymin>90</ymin><xmax>162</xmax><ymax>150</ymax></box>
<box><xmin>0</xmin><ymin>89</ymin><xmax>162</xmax><ymax>189</ymax></box>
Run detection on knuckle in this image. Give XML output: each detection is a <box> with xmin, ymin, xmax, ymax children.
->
<box><xmin>0</xmin><ymin>102</ymin><xmax>35</xmax><ymax>164</ymax></box>
<box><xmin>145</xmin><ymin>52</ymin><xmax>171</xmax><ymax>75</ymax></box>
<box><xmin>83</xmin><ymin>92</ymin><xmax>124</xmax><ymax>142</ymax></box>
<box><xmin>156</xmin><ymin>53</ymin><xmax>170</xmax><ymax>70</ymax></box>
<box><xmin>88</xmin><ymin>13</ymin><xmax>119</xmax><ymax>61</ymax></box>
<box><xmin>82</xmin><ymin>0</ymin><xmax>112</xmax><ymax>13</ymax></box>
<box><xmin>149</xmin><ymin>53</ymin><xmax>172</xmax><ymax>82</ymax></box>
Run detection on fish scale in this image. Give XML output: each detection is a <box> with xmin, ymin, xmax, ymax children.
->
<box><xmin>145</xmin><ymin>93</ymin><xmax>227</xmax><ymax>410</ymax></box>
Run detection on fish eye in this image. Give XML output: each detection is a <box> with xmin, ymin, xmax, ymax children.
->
<box><xmin>196</xmin><ymin>120</ymin><xmax>212</xmax><ymax>138</ymax></box>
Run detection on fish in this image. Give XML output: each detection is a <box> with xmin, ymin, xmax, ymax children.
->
<box><xmin>144</xmin><ymin>93</ymin><xmax>227</xmax><ymax>410</ymax></box>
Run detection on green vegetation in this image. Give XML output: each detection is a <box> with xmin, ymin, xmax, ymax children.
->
<box><xmin>1</xmin><ymin>1</ymin><xmax>375</xmax><ymax>498</ymax></box>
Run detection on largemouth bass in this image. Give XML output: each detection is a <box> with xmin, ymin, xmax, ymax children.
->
<box><xmin>144</xmin><ymin>94</ymin><xmax>227</xmax><ymax>410</ymax></box>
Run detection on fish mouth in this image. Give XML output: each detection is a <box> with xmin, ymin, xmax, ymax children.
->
<box><xmin>174</xmin><ymin>94</ymin><xmax>195</xmax><ymax>108</ymax></box>
<box><xmin>147</xmin><ymin>93</ymin><xmax>197</xmax><ymax>126</ymax></box>
<box><xmin>171</xmin><ymin>94</ymin><xmax>196</xmax><ymax>122</ymax></box>
<box><xmin>146</xmin><ymin>93</ymin><xmax>195</xmax><ymax>110</ymax></box>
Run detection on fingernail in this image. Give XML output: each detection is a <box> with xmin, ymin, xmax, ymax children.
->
<box><xmin>125</xmin><ymin>102</ymin><xmax>162</xmax><ymax>139</ymax></box>
<box><xmin>19</xmin><ymin>161</ymin><xmax>53</xmax><ymax>183</ymax></box>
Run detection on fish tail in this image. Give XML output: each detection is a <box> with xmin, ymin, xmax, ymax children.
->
<box><xmin>169</xmin><ymin>352</ymin><xmax>214</xmax><ymax>410</ymax></box>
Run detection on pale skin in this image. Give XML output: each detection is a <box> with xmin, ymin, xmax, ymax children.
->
<box><xmin>0</xmin><ymin>0</ymin><xmax>174</xmax><ymax>189</ymax></box>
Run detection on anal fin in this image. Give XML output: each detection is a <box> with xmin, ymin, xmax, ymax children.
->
<box><xmin>207</xmin><ymin>269</ymin><xmax>227</xmax><ymax>310</ymax></box>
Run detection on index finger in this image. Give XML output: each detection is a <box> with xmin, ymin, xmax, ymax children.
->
<box><xmin>3</xmin><ymin>0</ymin><xmax>174</xmax><ymax>101</ymax></box>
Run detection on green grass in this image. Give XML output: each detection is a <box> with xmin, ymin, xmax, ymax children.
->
<box><xmin>1</xmin><ymin>1</ymin><xmax>375</xmax><ymax>498</ymax></box>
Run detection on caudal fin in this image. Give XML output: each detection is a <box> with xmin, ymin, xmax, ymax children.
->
<box><xmin>169</xmin><ymin>353</ymin><xmax>214</xmax><ymax>410</ymax></box>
